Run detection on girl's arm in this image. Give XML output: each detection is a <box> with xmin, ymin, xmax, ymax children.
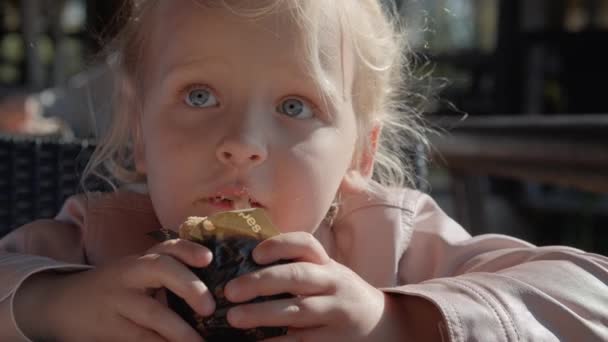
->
<box><xmin>392</xmin><ymin>192</ymin><xmax>608</xmax><ymax>341</ymax></box>
<box><xmin>0</xmin><ymin>196</ymin><xmax>91</xmax><ymax>341</ymax></box>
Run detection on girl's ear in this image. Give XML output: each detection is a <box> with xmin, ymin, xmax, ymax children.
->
<box><xmin>358</xmin><ymin>122</ymin><xmax>381</xmax><ymax>178</ymax></box>
<box><xmin>338</xmin><ymin>124</ymin><xmax>381</xmax><ymax>196</ymax></box>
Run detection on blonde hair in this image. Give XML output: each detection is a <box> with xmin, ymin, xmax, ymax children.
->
<box><xmin>83</xmin><ymin>0</ymin><xmax>428</xmax><ymax>192</ymax></box>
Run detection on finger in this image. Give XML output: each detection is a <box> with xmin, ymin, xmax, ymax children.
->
<box><xmin>227</xmin><ymin>296</ymin><xmax>332</xmax><ymax>329</ymax></box>
<box><xmin>253</xmin><ymin>232</ymin><xmax>330</xmax><ymax>265</ymax></box>
<box><xmin>147</xmin><ymin>238</ymin><xmax>213</xmax><ymax>268</ymax></box>
<box><xmin>115</xmin><ymin>293</ymin><xmax>203</xmax><ymax>342</ymax></box>
<box><xmin>260</xmin><ymin>335</ymin><xmax>297</xmax><ymax>342</ymax></box>
<box><xmin>225</xmin><ymin>262</ymin><xmax>334</xmax><ymax>302</ymax></box>
<box><xmin>122</xmin><ymin>254</ymin><xmax>215</xmax><ymax>316</ymax></box>
<box><xmin>262</xmin><ymin>328</ymin><xmax>329</xmax><ymax>342</ymax></box>
<box><xmin>111</xmin><ymin>313</ymin><xmax>169</xmax><ymax>342</ymax></box>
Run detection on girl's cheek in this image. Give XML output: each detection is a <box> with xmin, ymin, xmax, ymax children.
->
<box><xmin>147</xmin><ymin>107</ymin><xmax>218</xmax><ymax>139</ymax></box>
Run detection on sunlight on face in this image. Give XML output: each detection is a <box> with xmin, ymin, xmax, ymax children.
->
<box><xmin>134</xmin><ymin>1</ymin><xmax>359</xmax><ymax>233</ymax></box>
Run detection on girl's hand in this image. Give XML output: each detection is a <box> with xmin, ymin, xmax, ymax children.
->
<box><xmin>223</xmin><ymin>232</ymin><xmax>407</xmax><ymax>342</ymax></box>
<box><xmin>14</xmin><ymin>239</ymin><xmax>214</xmax><ymax>342</ymax></box>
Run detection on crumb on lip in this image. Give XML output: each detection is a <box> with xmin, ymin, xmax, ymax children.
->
<box><xmin>204</xmin><ymin>196</ymin><xmax>263</xmax><ymax>208</ymax></box>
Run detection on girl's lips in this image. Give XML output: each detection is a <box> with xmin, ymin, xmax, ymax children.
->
<box><xmin>201</xmin><ymin>184</ymin><xmax>266</xmax><ymax>209</ymax></box>
<box><xmin>249</xmin><ymin>201</ymin><xmax>264</xmax><ymax>208</ymax></box>
<box><xmin>203</xmin><ymin>197</ymin><xmax>265</xmax><ymax>210</ymax></box>
<box><xmin>206</xmin><ymin>198</ymin><xmax>236</xmax><ymax>210</ymax></box>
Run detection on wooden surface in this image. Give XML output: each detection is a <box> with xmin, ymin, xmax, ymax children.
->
<box><xmin>430</xmin><ymin>114</ymin><xmax>608</xmax><ymax>193</ymax></box>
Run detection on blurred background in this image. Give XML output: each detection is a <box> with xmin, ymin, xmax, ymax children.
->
<box><xmin>0</xmin><ymin>0</ymin><xmax>606</xmax><ymax>255</ymax></box>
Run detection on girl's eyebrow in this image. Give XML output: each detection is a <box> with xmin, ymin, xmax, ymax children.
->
<box><xmin>161</xmin><ymin>56</ymin><xmax>231</xmax><ymax>81</ymax></box>
<box><xmin>162</xmin><ymin>55</ymin><xmax>315</xmax><ymax>87</ymax></box>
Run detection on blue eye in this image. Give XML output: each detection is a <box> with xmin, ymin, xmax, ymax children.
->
<box><xmin>277</xmin><ymin>98</ymin><xmax>314</xmax><ymax>119</ymax></box>
<box><xmin>185</xmin><ymin>87</ymin><xmax>219</xmax><ymax>108</ymax></box>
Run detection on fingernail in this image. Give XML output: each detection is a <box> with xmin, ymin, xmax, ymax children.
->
<box><xmin>252</xmin><ymin>249</ymin><xmax>266</xmax><ymax>264</ymax></box>
<box><xmin>198</xmin><ymin>249</ymin><xmax>212</xmax><ymax>262</ymax></box>
<box><xmin>227</xmin><ymin>307</ymin><xmax>243</xmax><ymax>326</ymax></box>
<box><xmin>195</xmin><ymin>281</ymin><xmax>208</xmax><ymax>295</ymax></box>
<box><xmin>199</xmin><ymin>290</ymin><xmax>215</xmax><ymax>316</ymax></box>
<box><xmin>203</xmin><ymin>300</ymin><xmax>215</xmax><ymax>316</ymax></box>
<box><xmin>224</xmin><ymin>281</ymin><xmax>238</xmax><ymax>301</ymax></box>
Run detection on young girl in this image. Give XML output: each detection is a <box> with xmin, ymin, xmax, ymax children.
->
<box><xmin>1</xmin><ymin>1</ymin><xmax>607</xmax><ymax>341</ymax></box>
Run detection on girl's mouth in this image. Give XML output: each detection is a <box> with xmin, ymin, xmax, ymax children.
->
<box><xmin>206</xmin><ymin>196</ymin><xmax>264</xmax><ymax>209</ymax></box>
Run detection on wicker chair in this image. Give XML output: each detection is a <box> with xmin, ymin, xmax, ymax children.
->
<box><xmin>0</xmin><ymin>134</ymin><xmax>96</xmax><ymax>237</ymax></box>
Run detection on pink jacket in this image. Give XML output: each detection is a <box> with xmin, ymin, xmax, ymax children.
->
<box><xmin>1</xmin><ymin>187</ymin><xmax>607</xmax><ymax>341</ymax></box>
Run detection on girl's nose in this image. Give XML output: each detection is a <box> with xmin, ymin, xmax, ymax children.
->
<box><xmin>216</xmin><ymin>138</ymin><xmax>267</xmax><ymax>169</ymax></box>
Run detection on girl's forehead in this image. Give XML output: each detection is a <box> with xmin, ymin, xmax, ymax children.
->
<box><xmin>144</xmin><ymin>1</ymin><xmax>349</xmax><ymax>83</ymax></box>
<box><xmin>147</xmin><ymin>3</ymin><xmax>292</xmax><ymax>70</ymax></box>
<box><xmin>155</xmin><ymin>1</ymin><xmax>305</xmax><ymax>48</ymax></box>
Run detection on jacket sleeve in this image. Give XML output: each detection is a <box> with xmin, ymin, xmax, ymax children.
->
<box><xmin>389</xmin><ymin>192</ymin><xmax>608</xmax><ymax>342</ymax></box>
<box><xmin>0</xmin><ymin>195</ymin><xmax>92</xmax><ymax>341</ymax></box>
